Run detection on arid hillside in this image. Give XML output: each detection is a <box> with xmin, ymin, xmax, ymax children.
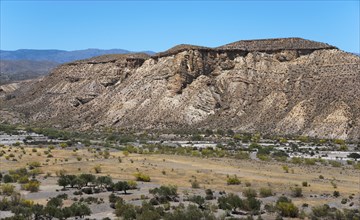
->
<box><xmin>2</xmin><ymin>38</ymin><xmax>360</xmax><ymax>140</ymax></box>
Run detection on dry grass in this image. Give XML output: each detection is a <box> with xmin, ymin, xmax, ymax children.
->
<box><xmin>1</xmin><ymin>145</ymin><xmax>359</xmax><ymax>206</ymax></box>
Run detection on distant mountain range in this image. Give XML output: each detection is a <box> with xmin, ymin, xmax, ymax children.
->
<box><xmin>0</xmin><ymin>60</ymin><xmax>58</xmax><ymax>85</ymax></box>
<box><xmin>0</xmin><ymin>49</ymin><xmax>155</xmax><ymax>84</ymax></box>
<box><xmin>0</xmin><ymin>48</ymin><xmax>155</xmax><ymax>63</ymax></box>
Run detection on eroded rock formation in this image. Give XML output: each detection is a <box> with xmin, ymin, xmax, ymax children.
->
<box><xmin>3</xmin><ymin>38</ymin><xmax>360</xmax><ymax>140</ymax></box>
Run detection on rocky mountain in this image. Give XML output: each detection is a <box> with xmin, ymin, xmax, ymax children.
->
<box><xmin>0</xmin><ymin>60</ymin><xmax>58</xmax><ymax>85</ymax></box>
<box><xmin>2</xmin><ymin>38</ymin><xmax>359</xmax><ymax>140</ymax></box>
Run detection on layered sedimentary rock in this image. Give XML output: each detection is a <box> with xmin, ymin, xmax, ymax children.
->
<box><xmin>3</xmin><ymin>38</ymin><xmax>360</xmax><ymax>140</ymax></box>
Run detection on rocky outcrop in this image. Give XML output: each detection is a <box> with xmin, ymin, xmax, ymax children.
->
<box><xmin>3</xmin><ymin>38</ymin><xmax>360</xmax><ymax>140</ymax></box>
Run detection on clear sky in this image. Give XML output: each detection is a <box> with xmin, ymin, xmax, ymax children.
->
<box><xmin>1</xmin><ymin>1</ymin><xmax>359</xmax><ymax>53</ymax></box>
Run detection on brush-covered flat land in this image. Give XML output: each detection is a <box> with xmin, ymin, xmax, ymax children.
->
<box><xmin>0</xmin><ymin>126</ymin><xmax>359</xmax><ymax>219</ymax></box>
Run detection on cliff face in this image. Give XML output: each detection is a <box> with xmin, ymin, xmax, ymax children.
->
<box><xmin>3</xmin><ymin>38</ymin><xmax>360</xmax><ymax>140</ymax></box>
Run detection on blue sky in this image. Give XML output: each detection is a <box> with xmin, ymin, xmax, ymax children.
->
<box><xmin>1</xmin><ymin>1</ymin><xmax>359</xmax><ymax>53</ymax></box>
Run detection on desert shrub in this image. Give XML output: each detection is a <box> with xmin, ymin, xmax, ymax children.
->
<box><xmin>330</xmin><ymin>180</ymin><xmax>337</xmax><ymax>188</ymax></box>
<box><xmin>329</xmin><ymin>160</ymin><xmax>341</xmax><ymax>167</ymax></box>
<box><xmin>311</xmin><ymin>204</ymin><xmax>331</xmax><ymax>218</ymax></box>
<box><xmin>149</xmin><ymin>185</ymin><xmax>178</xmax><ymax>203</ymax></box>
<box><xmin>234</xmin><ymin>151</ymin><xmax>249</xmax><ymax>159</ymax></box>
<box><xmin>243</xmin><ymin>188</ymin><xmax>257</xmax><ymax>198</ymax></box>
<box><xmin>333</xmin><ymin>191</ymin><xmax>340</xmax><ymax>198</ymax></box>
<box><xmin>205</xmin><ymin>189</ymin><xmax>214</xmax><ymax>200</ymax></box>
<box><xmin>0</xmin><ymin>184</ymin><xmax>16</xmax><ymax>196</ymax></box>
<box><xmin>28</xmin><ymin>161</ymin><xmax>41</xmax><ymax>169</ymax></box>
<box><xmin>163</xmin><ymin>204</ymin><xmax>216</xmax><ymax>220</ymax></box>
<box><xmin>189</xmin><ymin>195</ymin><xmax>206</xmax><ymax>209</ymax></box>
<box><xmin>242</xmin><ymin>197</ymin><xmax>261</xmax><ymax>213</ymax></box>
<box><xmin>109</xmin><ymin>193</ymin><xmax>123</xmax><ymax>204</ymax></box>
<box><xmin>302</xmin><ymin>181</ymin><xmax>308</xmax><ymax>187</ymax></box>
<box><xmin>259</xmin><ymin>187</ymin><xmax>273</xmax><ymax>197</ymax></box>
<box><xmin>353</xmin><ymin>162</ymin><xmax>360</xmax><ymax>170</ymax></box>
<box><xmin>276</xmin><ymin>196</ymin><xmax>298</xmax><ymax>217</ymax></box>
<box><xmin>319</xmin><ymin>175</ymin><xmax>324</xmax><ymax>179</ymax></box>
<box><xmin>191</xmin><ymin>179</ymin><xmax>200</xmax><ymax>188</ymax></box>
<box><xmin>59</xmin><ymin>143</ymin><xmax>67</xmax><ymax>148</ymax></box>
<box><xmin>341</xmin><ymin>198</ymin><xmax>348</xmax><ymax>204</ymax></box>
<box><xmin>3</xmin><ymin>174</ymin><xmax>14</xmax><ymax>183</ymax></box>
<box><xmin>282</xmin><ymin>165</ymin><xmax>289</xmax><ymax>173</ymax></box>
<box><xmin>115</xmin><ymin>200</ymin><xmax>136</xmax><ymax>218</ymax></box>
<box><xmin>217</xmin><ymin>193</ymin><xmax>242</xmax><ymax>212</ymax></box>
<box><xmin>304</xmin><ymin>158</ymin><xmax>316</xmax><ymax>165</ymax></box>
<box><xmin>257</xmin><ymin>154</ymin><xmax>271</xmax><ymax>161</ymax></box>
<box><xmin>291</xmin><ymin>157</ymin><xmax>303</xmax><ymax>164</ymax></box>
<box><xmin>127</xmin><ymin>180</ymin><xmax>137</xmax><ymax>189</ymax></box>
<box><xmin>18</xmin><ymin>176</ymin><xmax>29</xmax><ymax>184</ymax></box>
<box><xmin>93</xmin><ymin>164</ymin><xmax>102</xmax><ymax>173</ymax></box>
<box><xmin>22</xmin><ymin>180</ymin><xmax>41</xmax><ymax>192</ymax></box>
<box><xmin>134</xmin><ymin>172</ymin><xmax>151</xmax><ymax>182</ymax></box>
<box><xmin>338</xmin><ymin>145</ymin><xmax>348</xmax><ymax>151</ymax></box>
<box><xmin>291</xmin><ymin>187</ymin><xmax>302</xmax><ymax>197</ymax></box>
<box><xmin>227</xmin><ymin>175</ymin><xmax>241</xmax><ymax>185</ymax></box>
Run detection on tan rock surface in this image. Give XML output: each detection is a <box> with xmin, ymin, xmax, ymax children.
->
<box><xmin>2</xmin><ymin>38</ymin><xmax>360</xmax><ymax>140</ymax></box>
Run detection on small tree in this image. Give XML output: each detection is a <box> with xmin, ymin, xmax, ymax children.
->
<box><xmin>58</xmin><ymin>175</ymin><xmax>70</xmax><ymax>189</ymax></box>
<box><xmin>115</xmin><ymin>181</ymin><xmax>130</xmax><ymax>194</ymax></box>
<box><xmin>79</xmin><ymin>173</ymin><xmax>96</xmax><ymax>186</ymax></box>
<box><xmin>97</xmin><ymin>176</ymin><xmax>113</xmax><ymax>189</ymax></box>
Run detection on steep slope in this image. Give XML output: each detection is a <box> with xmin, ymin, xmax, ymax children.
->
<box><xmin>3</xmin><ymin>38</ymin><xmax>360</xmax><ymax>140</ymax></box>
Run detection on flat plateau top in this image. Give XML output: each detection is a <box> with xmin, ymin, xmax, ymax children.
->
<box><xmin>216</xmin><ymin>37</ymin><xmax>337</xmax><ymax>51</ymax></box>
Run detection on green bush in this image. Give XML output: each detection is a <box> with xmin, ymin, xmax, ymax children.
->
<box><xmin>243</xmin><ymin>188</ymin><xmax>257</xmax><ymax>198</ymax></box>
<box><xmin>22</xmin><ymin>180</ymin><xmax>41</xmax><ymax>192</ymax></box>
<box><xmin>329</xmin><ymin>160</ymin><xmax>341</xmax><ymax>167</ymax></box>
<box><xmin>0</xmin><ymin>183</ymin><xmax>16</xmax><ymax>196</ymax></box>
<box><xmin>259</xmin><ymin>187</ymin><xmax>273</xmax><ymax>197</ymax></box>
<box><xmin>276</xmin><ymin>201</ymin><xmax>299</xmax><ymax>217</ymax></box>
<box><xmin>134</xmin><ymin>172</ymin><xmax>151</xmax><ymax>182</ymax></box>
<box><xmin>291</xmin><ymin>187</ymin><xmax>302</xmax><ymax>197</ymax></box>
<box><xmin>227</xmin><ymin>175</ymin><xmax>241</xmax><ymax>185</ymax></box>
<box><xmin>93</xmin><ymin>165</ymin><xmax>102</xmax><ymax>173</ymax></box>
<box><xmin>276</xmin><ymin>196</ymin><xmax>298</xmax><ymax>217</ymax></box>
<box><xmin>191</xmin><ymin>179</ymin><xmax>200</xmax><ymax>188</ymax></box>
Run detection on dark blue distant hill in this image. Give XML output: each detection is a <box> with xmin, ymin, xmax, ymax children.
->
<box><xmin>0</xmin><ymin>49</ymin><xmax>155</xmax><ymax>63</ymax></box>
<box><xmin>0</xmin><ymin>49</ymin><xmax>155</xmax><ymax>84</ymax></box>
